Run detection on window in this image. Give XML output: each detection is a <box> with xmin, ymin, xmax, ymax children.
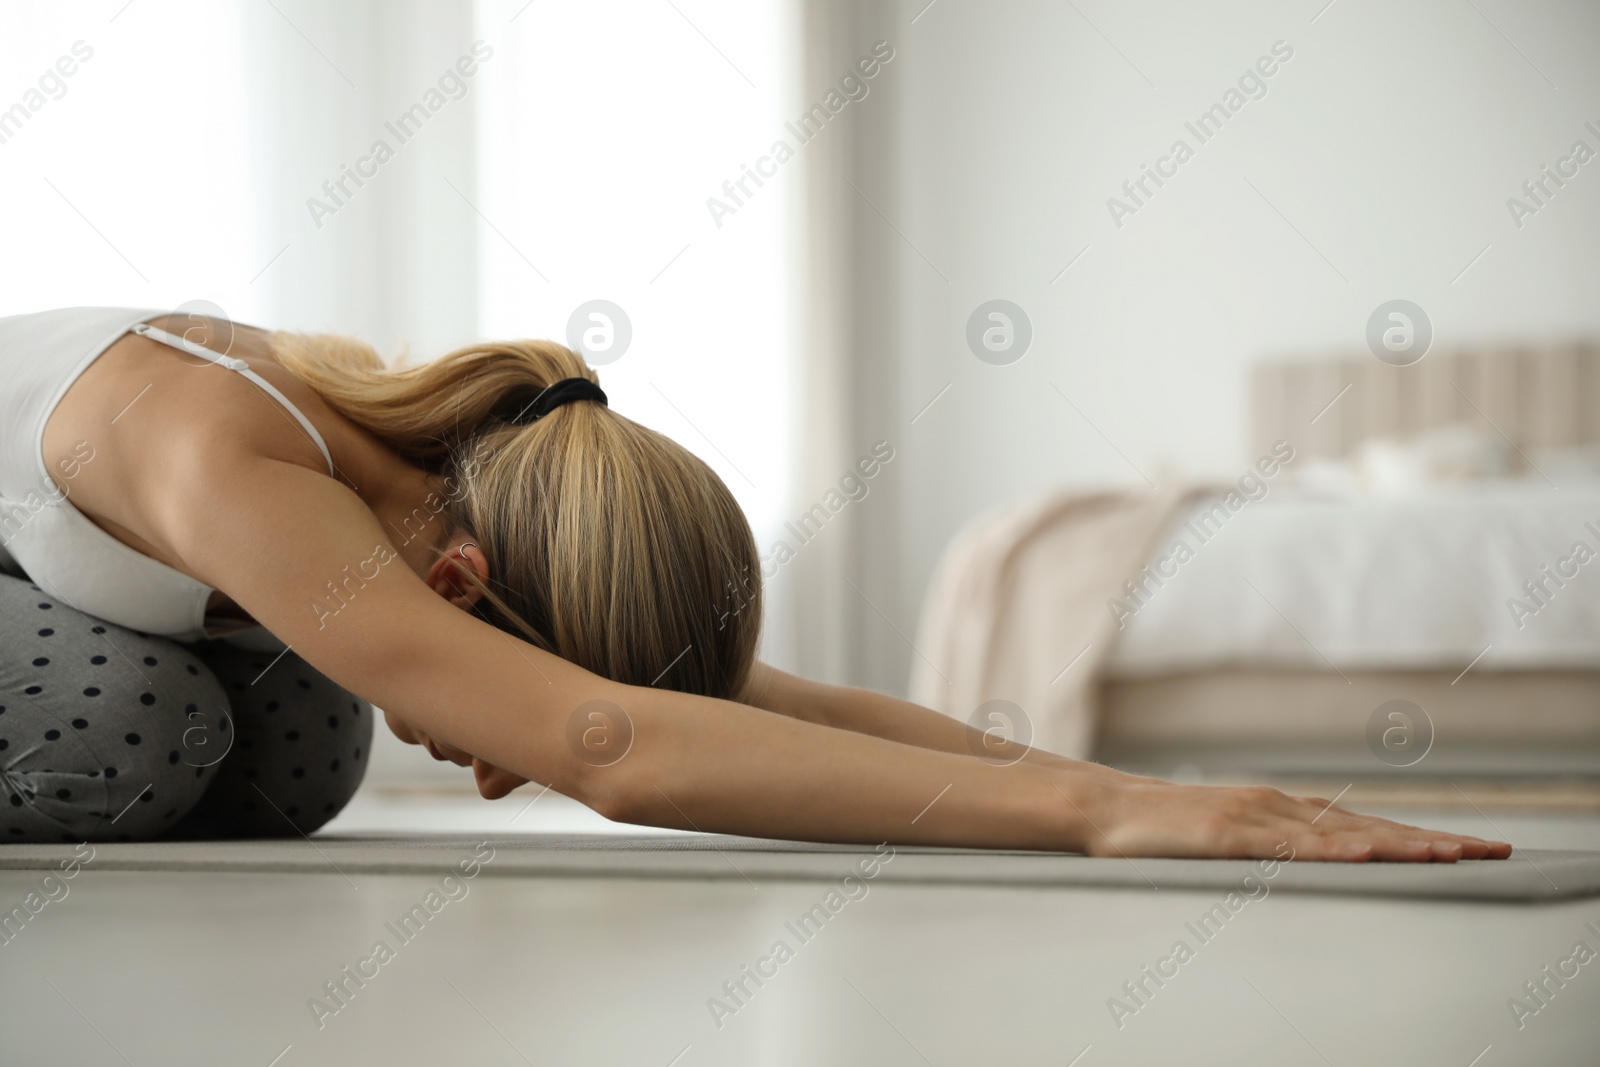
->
<box><xmin>473</xmin><ymin>0</ymin><xmax>796</xmax><ymax>562</ymax></box>
<box><xmin>0</xmin><ymin>1</ymin><xmax>262</xmax><ymax>320</ymax></box>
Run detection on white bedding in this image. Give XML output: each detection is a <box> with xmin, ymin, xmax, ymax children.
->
<box><xmin>1105</xmin><ymin>481</ymin><xmax>1600</xmax><ymax>676</ymax></box>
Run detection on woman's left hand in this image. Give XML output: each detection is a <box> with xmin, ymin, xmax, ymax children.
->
<box><xmin>387</xmin><ymin>708</ymin><xmax>531</xmax><ymax>799</ymax></box>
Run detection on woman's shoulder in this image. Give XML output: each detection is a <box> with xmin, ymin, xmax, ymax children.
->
<box><xmin>40</xmin><ymin>318</ymin><xmax>355</xmax><ymax>567</ymax></box>
<box><xmin>56</xmin><ymin>319</ymin><xmax>341</xmax><ymax>465</ymax></box>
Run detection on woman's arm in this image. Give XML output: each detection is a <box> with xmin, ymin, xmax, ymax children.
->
<box><xmin>153</xmin><ymin>450</ymin><xmax>1089</xmax><ymax>848</ymax></box>
<box><xmin>743</xmin><ymin>661</ymin><xmax>1154</xmax><ymax>780</ymax></box>
<box><xmin>735</xmin><ymin>670</ymin><xmax>1515</xmax><ymax>860</ymax></box>
<box><xmin>152</xmin><ymin>450</ymin><xmax>1507</xmax><ymax>860</ymax></box>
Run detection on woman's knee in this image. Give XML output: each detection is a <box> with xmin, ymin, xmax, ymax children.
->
<box><xmin>0</xmin><ymin>575</ymin><xmax>229</xmax><ymax>841</ymax></box>
<box><xmin>172</xmin><ymin>641</ymin><xmax>373</xmax><ymax>838</ymax></box>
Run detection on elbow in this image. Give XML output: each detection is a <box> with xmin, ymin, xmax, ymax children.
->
<box><xmin>585</xmin><ymin>787</ymin><xmax>639</xmax><ymax>826</ymax></box>
<box><xmin>569</xmin><ymin>765</ymin><xmax>648</xmax><ymax>826</ymax></box>
<box><xmin>559</xmin><ymin>686</ymin><xmax>667</xmax><ymax>826</ymax></box>
<box><xmin>559</xmin><ymin>685</ymin><xmax>707</xmax><ymax>828</ymax></box>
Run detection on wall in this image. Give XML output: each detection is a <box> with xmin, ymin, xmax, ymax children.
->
<box><xmin>839</xmin><ymin>0</ymin><xmax>1600</xmax><ymax>695</ymax></box>
<box><xmin>238</xmin><ymin>0</ymin><xmax>481</xmax><ymax>354</ymax></box>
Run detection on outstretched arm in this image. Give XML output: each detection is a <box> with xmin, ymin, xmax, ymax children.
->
<box><xmin>738</xmin><ymin>665</ymin><xmax>1513</xmax><ymax>861</ymax></box>
<box><xmin>153</xmin><ymin>450</ymin><xmax>1507</xmax><ymax>861</ymax></box>
<box><xmin>743</xmin><ymin>662</ymin><xmax>1148</xmax><ymax>778</ymax></box>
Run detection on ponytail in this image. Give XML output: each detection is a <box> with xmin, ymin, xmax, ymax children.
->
<box><xmin>268</xmin><ymin>331</ymin><xmax>596</xmax><ymax>468</ymax></box>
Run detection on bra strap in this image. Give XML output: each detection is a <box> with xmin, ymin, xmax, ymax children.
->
<box><xmin>131</xmin><ymin>323</ymin><xmax>336</xmax><ymax>477</ymax></box>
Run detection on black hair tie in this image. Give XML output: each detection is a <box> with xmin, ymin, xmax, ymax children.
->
<box><xmin>506</xmin><ymin>377</ymin><xmax>608</xmax><ymax>425</ymax></box>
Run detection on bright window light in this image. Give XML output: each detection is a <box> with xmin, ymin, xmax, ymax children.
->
<box><xmin>0</xmin><ymin>2</ymin><xmax>260</xmax><ymax>320</ymax></box>
<box><xmin>473</xmin><ymin>0</ymin><xmax>795</xmax><ymax>551</ymax></box>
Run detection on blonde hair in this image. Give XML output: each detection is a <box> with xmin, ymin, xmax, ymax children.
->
<box><xmin>269</xmin><ymin>330</ymin><xmax>762</xmax><ymax>700</ymax></box>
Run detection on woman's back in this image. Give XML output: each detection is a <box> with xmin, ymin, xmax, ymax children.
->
<box><xmin>0</xmin><ymin>307</ymin><xmax>378</xmax><ymax>642</ymax></box>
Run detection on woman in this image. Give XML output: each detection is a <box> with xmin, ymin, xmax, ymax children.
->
<box><xmin>0</xmin><ymin>306</ymin><xmax>1509</xmax><ymax>861</ymax></box>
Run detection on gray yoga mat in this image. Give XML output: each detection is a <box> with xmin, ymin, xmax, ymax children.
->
<box><xmin>2</xmin><ymin>833</ymin><xmax>1598</xmax><ymax>901</ymax></box>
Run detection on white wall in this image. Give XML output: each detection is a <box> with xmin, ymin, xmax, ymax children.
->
<box><xmin>0</xmin><ymin>1</ymin><xmax>263</xmax><ymax>319</ymax></box>
<box><xmin>471</xmin><ymin>0</ymin><xmax>799</xmax><ymax>665</ymax></box>
<box><xmin>237</xmin><ymin>0</ymin><xmax>482</xmax><ymax>355</ymax></box>
<box><xmin>842</xmin><ymin>0</ymin><xmax>1600</xmax><ymax>694</ymax></box>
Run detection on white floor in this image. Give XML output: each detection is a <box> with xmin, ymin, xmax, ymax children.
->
<box><xmin>3</xmin><ymin>790</ymin><xmax>1600</xmax><ymax>1066</ymax></box>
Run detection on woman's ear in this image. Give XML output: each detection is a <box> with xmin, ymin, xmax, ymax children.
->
<box><xmin>425</xmin><ymin>530</ymin><xmax>491</xmax><ymax>610</ymax></box>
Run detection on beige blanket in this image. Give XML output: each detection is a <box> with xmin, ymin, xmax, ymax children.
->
<box><xmin>908</xmin><ymin>487</ymin><xmax>1201</xmax><ymax>758</ymax></box>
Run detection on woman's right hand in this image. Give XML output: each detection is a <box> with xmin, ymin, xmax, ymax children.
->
<box><xmin>1071</xmin><ymin>778</ymin><xmax>1513</xmax><ymax>862</ymax></box>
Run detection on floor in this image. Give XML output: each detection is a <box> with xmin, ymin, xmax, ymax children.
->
<box><xmin>3</xmin><ymin>790</ymin><xmax>1600</xmax><ymax>1066</ymax></box>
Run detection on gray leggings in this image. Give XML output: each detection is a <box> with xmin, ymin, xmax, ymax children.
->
<box><xmin>0</xmin><ymin>572</ymin><xmax>371</xmax><ymax>841</ymax></box>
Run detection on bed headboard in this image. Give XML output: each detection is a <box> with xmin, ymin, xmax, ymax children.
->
<box><xmin>1251</xmin><ymin>342</ymin><xmax>1600</xmax><ymax>461</ymax></box>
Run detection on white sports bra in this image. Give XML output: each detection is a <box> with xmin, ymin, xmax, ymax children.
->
<box><xmin>0</xmin><ymin>307</ymin><xmax>334</xmax><ymax>647</ymax></box>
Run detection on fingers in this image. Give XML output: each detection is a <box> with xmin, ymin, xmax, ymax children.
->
<box><xmin>1262</xmin><ymin>823</ymin><xmax>1444</xmax><ymax>864</ymax></box>
<box><xmin>1310</xmin><ymin>819</ymin><xmax>1469</xmax><ymax>863</ymax></box>
<box><xmin>1232</xmin><ymin>791</ymin><xmax>1495</xmax><ymax>863</ymax></box>
<box><xmin>1278</xmin><ymin>792</ymin><xmax>1511</xmax><ymax>860</ymax></box>
<box><xmin>1093</xmin><ymin>781</ymin><xmax>1514</xmax><ymax>862</ymax></box>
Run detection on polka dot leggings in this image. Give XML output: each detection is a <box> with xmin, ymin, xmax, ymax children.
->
<box><xmin>0</xmin><ymin>573</ymin><xmax>371</xmax><ymax>842</ymax></box>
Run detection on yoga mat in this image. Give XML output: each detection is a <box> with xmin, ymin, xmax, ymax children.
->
<box><xmin>3</xmin><ymin>833</ymin><xmax>1598</xmax><ymax>901</ymax></box>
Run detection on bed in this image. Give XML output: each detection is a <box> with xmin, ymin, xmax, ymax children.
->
<box><xmin>911</xmin><ymin>341</ymin><xmax>1600</xmax><ymax>782</ymax></box>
